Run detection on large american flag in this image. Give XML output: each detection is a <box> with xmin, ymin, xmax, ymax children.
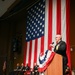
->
<box><xmin>24</xmin><ymin>0</ymin><xmax>71</xmax><ymax>73</ymax></box>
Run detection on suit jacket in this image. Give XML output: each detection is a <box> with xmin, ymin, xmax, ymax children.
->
<box><xmin>54</xmin><ymin>40</ymin><xmax>66</xmax><ymax>56</ymax></box>
<box><xmin>54</xmin><ymin>40</ymin><xmax>68</xmax><ymax>75</ymax></box>
<box><xmin>25</xmin><ymin>65</ymin><xmax>30</xmax><ymax>71</ymax></box>
<box><xmin>20</xmin><ymin>66</ymin><xmax>25</xmax><ymax>71</ymax></box>
<box><xmin>16</xmin><ymin>66</ymin><xmax>21</xmax><ymax>71</ymax></box>
<box><xmin>33</xmin><ymin>65</ymin><xmax>39</xmax><ymax>75</ymax></box>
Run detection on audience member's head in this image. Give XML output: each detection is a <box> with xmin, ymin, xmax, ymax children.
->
<box><xmin>17</xmin><ymin>63</ymin><xmax>20</xmax><ymax>67</ymax></box>
<box><xmin>21</xmin><ymin>63</ymin><xmax>24</xmax><ymax>67</ymax></box>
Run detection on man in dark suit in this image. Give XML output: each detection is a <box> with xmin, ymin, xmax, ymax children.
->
<box><xmin>25</xmin><ymin>63</ymin><xmax>30</xmax><ymax>71</ymax></box>
<box><xmin>24</xmin><ymin>63</ymin><xmax>30</xmax><ymax>75</ymax></box>
<box><xmin>14</xmin><ymin>63</ymin><xmax>21</xmax><ymax>75</ymax></box>
<box><xmin>50</xmin><ymin>35</ymin><xmax>69</xmax><ymax>75</ymax></box>
<box><xmin>19</xmin><ymin>63</ymin><xmax>25</xmax><ymax>75</ymax></box>
<box><xmin>33</xmin><ymin>63</ymin><xmax>39</xmax><ymax>75</ymax></box>
<box><xmin>16</xmin><ymin>63</ymin><xmax>21</xmax><ymax>71</ymax></box>
<box><xmin>9</xmin><ymin>63</ymin><xmax>21</xmax><ymax>75</ymax></box>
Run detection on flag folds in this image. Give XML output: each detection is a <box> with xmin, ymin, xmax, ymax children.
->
<box><xmin>24</xmin><ymin>0</ymin><xmax>71</xmax><ymax>74</ymax></box>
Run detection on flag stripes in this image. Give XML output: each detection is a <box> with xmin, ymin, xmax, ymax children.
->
<box><xmin>24</xmin><ymin>0</ymin><xmax>71</xmax><ymax>73</ymax></box>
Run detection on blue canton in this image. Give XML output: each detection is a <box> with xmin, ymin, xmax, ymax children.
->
<box><xmin>26</xmin><ymin>0</ymin><xmax>45</xmax><ymax>42</ymax></box>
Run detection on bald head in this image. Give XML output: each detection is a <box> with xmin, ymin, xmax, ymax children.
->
<box><xmin>55</xmin><ymin>34</ymin><xmax>62</xmax><ymax>43</ymax></box>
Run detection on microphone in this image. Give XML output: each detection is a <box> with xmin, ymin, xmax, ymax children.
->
<box><xmin>52</xmin><ymin>42</ymin><xmax>54</xmax><ymax>44</ymax></box>
<box><xmin>49</xmin><ymin>42</ymin><xmax>54</xmax><ymax>47</ymax></box>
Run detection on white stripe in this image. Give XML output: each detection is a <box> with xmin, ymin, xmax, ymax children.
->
<box><xmin>31</xmin><ymin>40</ymin><xmax>35</xmax><ymax>68</ymax></box>
<box><xmin>61</xmin><ymin>0</ymin><xmax>66</xmax><ymax>42</ymax></box>
<box><xmin>44</xmin><ymin>0</ymin><xmax>49</xmax><ymax>52</ymax></box>
<box><xmin>37</xmin><ymin>38</ymin><xmax>41</xmax><ymax>65</ymax></box>
<box><xmin>52</xmin><ymin>0</ymin><xmax>57</xmax><ymax>51</ymax></box>
<box><xmin>26</xmin><ymin>42</ymin><xmax>30</xmax><ymax>64</ymax></box>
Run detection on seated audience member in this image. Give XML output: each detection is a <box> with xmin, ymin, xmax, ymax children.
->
<box><xmin>24</xmin><ymin>63</ymin><xmax>30</xmax><ymax>75</ymax></box>
<box><xmin>9</xmin><ymin>63</ymin><xmax>20</xmax><ymax>75</ymax></box>
<box><xmin>20</xmin><ymin>63</ymin><xmax>25</xmax><ymax>71</ymax></box>
<box><xmin>25</xmin><ymin>63</ymin><xmax>30</xmax><ymax>71</ymax></box>
<box><xmin>19</xmin><ymin>63</ymin><xmax>25</xmax><ymax>75</ymax></box>
<box><xmin>14</xmin><ymin>63</ymin><xmax>21</xmax><ymax>75</ymax></box>
<box><xmin>16</xmin><ymin>63</ymin><xmax>21</xmax><ymax>71</ymax></box>
<box><xmin>33</xmin><ymin>63</ymin><xmax>39</xmax><ymax>75</ymax></box>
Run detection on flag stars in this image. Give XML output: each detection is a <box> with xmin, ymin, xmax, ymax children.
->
<box><xmin>33</xmin><ymin>29</ymin><xmax>35</xmax><ymax>31</ymax></box>
<box><xmin>31</xmin><ymin>33</ymin><xmax>33</xmax><ymax>35</ymax></box>
<box><xmin>41</xmin><ymin>10</ymin><xmax>43</xmax><ymax>13</ymax></box>
<box><xmin>26</xmin><ymin>38</ymin><xmax>28</xmax><ymax>40</ymax></box>
<box><xmin>31</xmin><ymin>19</ymin><xmax>32</xmax><ymax>22</ymax></box>
<box><xmin>37</xmin><ymin>7</ymin><xmax>39</xmax><ymax>10</ymax></box>
<box><xmin>30</xmin><ymin>30</ymin><xmax>31</xmax><ymax>33</ymax></box>
<box><xmin>32</xmin><ymin>10</ymin><xmax>34</xmax><ymax>13</ymax></box>
<box><xmin>42</xmin><ymin>25</ymin><xmax>44</xmax><ymax>27</ymax></box>
<box><xmin>38</xmin><ymin>15</ymin><xmax>40</xmax><ymax>17</ymax></box>
<box><xmin>36</xmin><ymin>13</ymin><xmax>38</xmax><ymax>16</ymax></box>
<box><xmin>32</xmin><ymin>27</ymin><xmax>34</xmax><ymax>29</ymax></box>
<box><xmin>40</xmin><ymin>16</ymin><xmax>42</xmax><ymax>19</ymax></box>
<box><xmin>36</xmin><ymin>19</ymin><xmax>38</xmax><ymax>21</ymax></box>
<box><xmin>26</xmin><ymin>32</ymin><xmax>28</xmax><ymax>35</ymax></box>
<box><xmin>38</xmin><ymin>27</ymin><xmax>40</xmax><ymax>30</ymax></box>
<box><xmin>42</xmin><ymin>31</ymin><xmax>44</xmax><ymax>34</ymax></box>
<box><xmin>26</xmin><ymin>0</ymin><xmax>45</xmax><ymax>41</ymax></box>
<box><xmin>38</xmin><ymin>21</ymin><xmax>40</xmax><ymax>23</ymax></box>
<box><xmin>37</xmin><ymin>33</ymin><xmax>39</xmax><ymax>36</ymax></box>
<box><xmin>28</xmin><ymin>28</ymin><xmax>30</xmax><ymax>31</ymax></box>
<box><xmin>38</xmin><ymin>9</ymin><xmax>40</xmax><ymax>11</ymax></box>
<box><xmin>40</xmin><ymin>29</ymin><xmax>42</xmax><ymax>32</ymax></box>
<box><xmin>33</xmin><ymin>35</ymin><xmax>35</xmax><ymax>37</ymax></box>
<box><xmin>27</xmin><ymin>26</ymin><xmax>28</xmax><ymax>29</ymax></box>
<box><xmin>43</xmin><ymin>18</ymin><xmax>45</xmax><ymax>21</ymax></box>
<box><xmin>34</xmin><ymin>23</ymin><xmax>36</xmax><ymax>25</ymax></box>
<box><xmin>40</xmin><ymin>23</ymin><xmax>42</xmax><ymax>25</ymax></box>
<box><xmin>36</xmin><ymin>25</ymin><xmax>37</xmax><ymax>27</ymax></box>
<box><xmin>32</xmin><ymin>21</ymin><xmax>34</xmax><ymax>23</ymax></box>
<box><xmin>28</xmin><ymin>34</ymin><xmax>30</xmax><ymax>37</ymax></box>
<box><xmin>43</xmin><ymin>12</ymin><xmax>45</xmax><ymax>14</ymax></box>
<box><xmin>34</xmin><ymin>17</ymin><xmax>36</xmax><ymax>19</ymax></box>
<box><xmin>41</xmin><ymin>4</ymin><xmax>43</xmax><ymax>7</ymax></box>
<box><xmin>35</xmin><ymin>31</ymin><xmax>37</xmax><ymax>34</ymax></box>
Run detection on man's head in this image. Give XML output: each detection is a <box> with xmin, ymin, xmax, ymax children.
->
<box><xmin>21</xmin><ymin>63</ymin><xmax>24</xmax><ymax>66</ymax></box>
<box><xmin>17</xmin><ymin>63</ymin><xmax>20</xmax><ymax>67</ymax></box>
<box><xmin>55</xmin><ymin>34</ymin><xmax>62</xmax><ymax>43</ymax></box>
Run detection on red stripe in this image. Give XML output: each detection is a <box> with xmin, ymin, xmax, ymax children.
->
<box><xmin>48</xmin><ymin>0</ymin><xmax>52</xmax><ymax>50</ymax></box>
<box><xmin>56</xmin><ymin>0</ymin><xmax>61</xmax><ymax>34</ymax></box>
<box><xmin>28</xmin><ymin>41</ymin><xmax>32</xmax><ymax>66</ymax></box>
<box><xmin>66</xmin><ymin>0</ymin><xmax>71</xmax><ymax>74</ymax></box>
<box><xmin>24</xmin><ymin>43</ymin><xmax>27</xmax><ymax>65</ymax></box>
<box><xmin>41</xmin><ymin>36</ymin><xmax>44</xmax><ymax>53</ymax></box>
<box><xmin>34</xmin><ymin>39</ymin><xmax>38</xmax><ymax>63</ymax></box>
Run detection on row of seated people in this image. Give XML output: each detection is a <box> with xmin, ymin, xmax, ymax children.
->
<box><xmin>9</xmin><ymin>63</ymin><xmax>39</xmax><ymax>75</ymax></box>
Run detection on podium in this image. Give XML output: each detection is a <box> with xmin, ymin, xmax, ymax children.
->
<box><xmin>45</xmin><ymin>53</ymin><xmax>63</xmax><ymax>75</ymax></box>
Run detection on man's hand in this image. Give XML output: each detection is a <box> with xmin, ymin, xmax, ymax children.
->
<box><xmin>49</xmin><ymin>44</ymin><xmax>54</xmax><ymax>48</ymax></box>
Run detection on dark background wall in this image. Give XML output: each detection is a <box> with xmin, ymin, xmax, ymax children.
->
<box><xmin>0</xmin><ymin>0</ymin><xmax>75</xmax><ymax>74</ymax></box>
<box><xmin>70</xmin><ymin>0</ymin><xmax>75</xmax><ymax>70</ymax></box>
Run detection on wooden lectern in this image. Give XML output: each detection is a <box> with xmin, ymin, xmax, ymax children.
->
<box><xmin>45</xmin><ymin>53</ymin><xmax>63</xmax><ymax>75</ymax></box>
